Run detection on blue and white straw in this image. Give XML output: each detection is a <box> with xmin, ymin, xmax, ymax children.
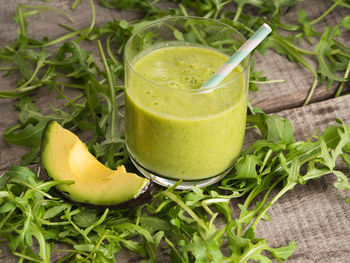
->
<box><xmin>199</xmin><ymin>23</ymin><xmax>272</xmax><ymax>93</ymax></box>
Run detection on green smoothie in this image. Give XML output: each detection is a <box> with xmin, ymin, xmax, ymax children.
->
<box><xmin>125</xmin><ymin>44</ymin><xmax>247</xmax><ymax>180</ymax></box>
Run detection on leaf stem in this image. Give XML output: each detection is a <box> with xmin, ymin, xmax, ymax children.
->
<box><xmin>46</xmin><ymin>81</ymin><xmax>85</xmax><ymax>89</ymax></box>
<box><xmin>8</xmin><ymin>178</ymin><xmax>53</xmax><ymax>199</ymax></box>
<box><xmin>106</xmin><ymin>35</ymin><xmax>119</xmax><ymax>65</ymax></box>
<box><xmin>17</xmin><ymin>5</ymin><xmax>27</xmax><ymax>37</ymax></box>
<box><xmin>64</xmin><ymin>210</ymin><xmax>92</xmax><ymax>243</ymax></box>
<box><xmin>310</xmin><ymin>0</ymin><xmax>343</xmax><ymax>25</ymax></box>
<box><xmin>250</xmin><ymin>79</ymin><xmax>285</xmax><ymax>84</ymax></box>
<box><xmin>33</xmin><ymin>30</ymin><xmax>83</xmax><ymax>48</ymax></box>
<box><xmin>162</xmin><ymin>190</ymin><xmax>209</xmax><ymax>232</ymax></box>
<box><xmin>339</xmin><ymin>1</ymin><xmax>350</xmax><ymax>8</ymax></box>
<box><xmin>97</xmin><ymin>40</ymin><xmax>117</xmax><ymax>138</ymax></box>
<box><xmin>19</xmin><ymin>4</ymin><xmax>75</xmax><ymax>23</ymax></box>
<box><xmin>251</xmin><ymin>181</ymin><xmax>296</xmax><ymax>231</ymax></box>
<box><xmin>233</xmin><ymin>5</ymin><xmax>243</xmax><ymax>22</ymax></box>
<box><xmin>0</xmin><ymin>54</ymin><xmax>13</xmax><ymax>60</ymax></box>
<box><xmin>335</xmin><ymin>60</ymin><xmax>350</xmax><ymax>97</ymax></box>
<box><xmin>12</xmin><ymin>252</ymin><xmax>42</xmax><ymax>263</ymax></box>
<box><xmin>238</xmin><ymin>243</ymin><xmax>268</xmax><ymax>263</ymax></box>
<box><xmin>86</xmin><ymin>231</ymin><xmax>108</xmax><ymax>261</ymax></box>
<box><xmin>75</xmin><ymin>0</ymin><xmax>95</xmax><ymax>43</ymax></box>
<box><xmin>270</xmin><ymin>33</ymin><xmax>316</xmax><ymax>57</ymax></box>
<box><xmin>190</xmin><ymin>25</ymin><xmax>208</xmax><ymax>46</ymax></box>
<box><xmin>54</xmin><ymin>85</ymin><xmax>75</xmax><ymax>105</ymax></box>
<box><xmin>334</xmin><ymin>39</ymin><xmax>350</xmax><ymax>52</ymax></box>
<box><xmin>0</xmin><ymin>208</ymin><xmax>15</xmax><ymax>230</ymax></box>
<box><xmin>18</xmin><ymin>55</ymin><xmax>47</xmax><ymax>89</ymax></box>
<box><xmin>0</xmin><ymin>66</ymin><xmax>18</xmax><ymax>70</ymax></box>
<box><xmin>236</xmin><ymin>175</ymin><xmax>282</xmax><ymax>237</ymax></box>
<box><xmin>303</xmin><ymin>75</ymin><xmax>318</xmax><ymax>106</ymax></box>
<box><xmin>37</xmin><ymin>218</ymin><xmax>70</xmax><ymax>226</ymax></box>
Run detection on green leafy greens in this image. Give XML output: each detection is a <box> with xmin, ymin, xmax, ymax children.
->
<box><xmin>0</xmin><ymin>0</ymin><xmax>349</xmax><ymax>262</ymax></box>
<box><xmin>1</xmin><ymin>113</ymin><xmax>349</xmax><ymax>262</ymax></box>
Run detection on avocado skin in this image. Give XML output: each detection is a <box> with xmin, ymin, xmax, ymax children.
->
<box><xmin>45</xmin><ymin>172</ymin><xmax>154</xmax><ymax>209</ymax></box>
<box><xmin>40</xmin><ymin>121</ymin><xmax>154</xmax><ymax>209</ymax></box>
<box><xmin>40</xmin><ymin>120</ymin><xmax>53</xmax><ymax>156</ymax></box>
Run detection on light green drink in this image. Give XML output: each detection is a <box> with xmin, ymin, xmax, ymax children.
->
<box><xmin>124</xmin><ymin>17</ymin><xmax>250</xmax><ymax>188</ymax></box>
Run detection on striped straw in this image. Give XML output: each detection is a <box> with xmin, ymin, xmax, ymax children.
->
<box><xmin>199</xmin><ymin>23</ymin><xmax>272</xmax><ymax>93</ymax></box>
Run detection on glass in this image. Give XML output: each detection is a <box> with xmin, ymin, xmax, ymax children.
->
<box><xmin>124</xmin><ymin>17</ymin><xmax>251</xmax><ymax>189</ymax></box>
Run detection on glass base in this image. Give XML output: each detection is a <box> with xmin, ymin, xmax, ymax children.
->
<box><xmin>128</xmin><ymin>153</ymin><xmax>231</xmax><ymax>190</ymax></box>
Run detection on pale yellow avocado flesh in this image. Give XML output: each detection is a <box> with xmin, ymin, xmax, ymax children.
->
<box><xmin>41</xmin><ymin>121</ymin><xmax>149</xmax><ymax>205</ymax></box>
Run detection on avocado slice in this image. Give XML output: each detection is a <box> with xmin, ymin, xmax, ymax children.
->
<box><xmin>41</xmin><ymin>121</ymin><xmax>150</xmax><ymax>206</ymax></box>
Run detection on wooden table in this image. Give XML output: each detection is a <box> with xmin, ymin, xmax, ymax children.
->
<box><xmin>1</xmin><ymin>0</ymin><xmax>349</xmax><ymax>262</ymax></box>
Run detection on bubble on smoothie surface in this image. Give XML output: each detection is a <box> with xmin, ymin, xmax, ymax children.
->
<box><xmin>167</xmin><ymin>80</ymin><xmax>182</xmax><ymax>89</ymax></box>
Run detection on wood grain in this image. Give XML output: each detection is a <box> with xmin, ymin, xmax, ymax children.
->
<box><xmin>0</xmin><ymin>0</ymin><xmax>349</xmax><ymax>262</ymax></box>
<box><xmin>253</xmin><ymin>82</ymin><xmax>350</xmax><ymax>114</ymax></box>
<box><xmin>254</xmin><ymin>94</ymin><xmax>350</xmax><ymax>263</ymax></box>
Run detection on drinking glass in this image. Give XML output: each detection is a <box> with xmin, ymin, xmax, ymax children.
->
<box><xmin>124</xmin><ymin>17</ymin><xmax>251</xmax><ymax>189</ymax></box>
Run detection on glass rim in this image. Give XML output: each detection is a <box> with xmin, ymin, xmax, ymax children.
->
<box><xmin>124</xmin><ymin>16</ymin><xmax>252</xmax><ymax>93</ymax></box>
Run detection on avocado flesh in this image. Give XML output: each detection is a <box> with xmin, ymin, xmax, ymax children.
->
<box><xmin>41</xmin><ymin>121</ymin><xmax>149</xmax><ymax>206</ymax></box>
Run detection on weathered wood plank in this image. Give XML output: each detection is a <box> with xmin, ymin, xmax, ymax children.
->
<box><xmin>253</xmin><ymin>94</ymin><xmax>350</xmax><ymax>263</ymax></box>
<box><xmin>250</xmin><ymin>0</ymin><xmax>350</xmax><ymax>113</ymax></box>
<box><xmin>0</xmin><ymin>1</ymin><xmax>349</xmax><ymax>262</ymax></box>
<box><xmin>253</xmin><ymin>82</ymin><xmax>350</xmax><ymax>114</ymax></box>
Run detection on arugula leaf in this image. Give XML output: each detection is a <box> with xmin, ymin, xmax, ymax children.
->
<box><xmin>234</xmin><ymin>155</ymin><xmax>261</xmax><ymax>180</ymax></box>
<box><xmin>340</xmin><ymin>15</ymin><xmax>350</xmax><ymax>30</ymax></box>
<box><xmin>297</xmin><ymin>8</ymin><xmax>318</xmax><ymax>44</ymax></box>
<box><xmin>266</xmin><ymin>115</ymin><xmax>294</xmax><ymax>144</ymax></box>
<box><xmin>73</xmin><ymin>210</ymin><xmax>97</xmax><ymax>228</ymax></box>
<box><xmin>3</xmin><ymin>120</ymin><xmax>47</xmax><ymax>147</ymax></box>
<box><xmin>1</xmin><ymin>118</ymin><xmax>349</xmax><ymax>263</ymax></box>
<box><xmin>269</xmin><ymin>240</ymin><xmax>297</xmax><ymax>261</ymax></box>
<box><xmin>315</xmin><ymin>26</ymin><xmax>348</xmax><ymax>82</ymax></box>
